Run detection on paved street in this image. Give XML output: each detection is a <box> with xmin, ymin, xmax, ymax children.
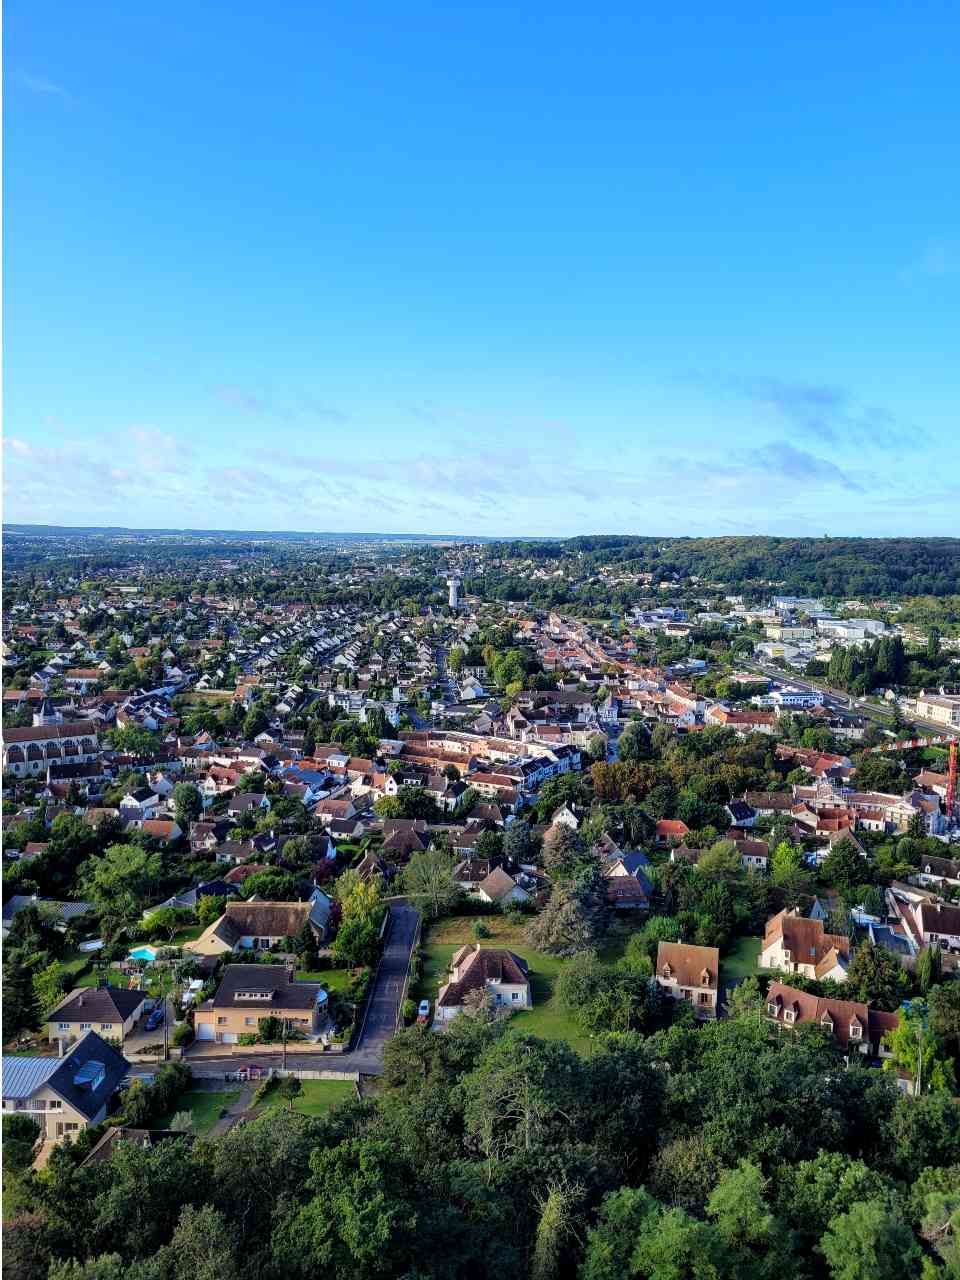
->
<box><xmin>187</xmin><ymin>902</ymin><xmax>420</xmax><ymax>1078</ymax></box>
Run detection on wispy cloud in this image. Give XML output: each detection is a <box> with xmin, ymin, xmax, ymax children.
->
<box><xmin>214</xmin><ymin>385</ymin><xmax>267</xmax><ymax>415</ymax></box>
<box><xmin>691</xmin><ymin>373</ymin><xmax>910</xmax><ymax>452</ymax></box>
<box><xmin>17</xmin><ymin>72</ymin><xmax>72</xmax><ymax>102</ymax></box>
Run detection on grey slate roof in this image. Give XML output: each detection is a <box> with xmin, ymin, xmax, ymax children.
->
<box><xmin>1</xmin><ymin>1054</ymin><xmax>62</xmax><ymax>1098</ymax></box>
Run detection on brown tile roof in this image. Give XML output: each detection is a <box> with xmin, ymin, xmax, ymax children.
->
<box><xmin>3</xmin><ymin>719</ymin><xmax>99</xmax><ymax>743</ymax></box>
<box><xmin>766</xmin><ymin>981</ymin><xmax>897</xmax><ymax>1049</ymax></box>
<box><xmin>438</xmin><ymin>945</ymin><xmax>529</xmax><ymax>1007</ymax></box>
<box><xmin>763</xmin><ymin>909</ymin><xmax>850</xmax><ymax>966</ymax></box>
<box><xmin>656</xmin><ymin>941</ymin><xmax>719</xmax><ymax>988</ymax></box>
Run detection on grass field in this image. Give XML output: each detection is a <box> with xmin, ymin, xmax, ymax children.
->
<box><xmin>297</xmin><ymin>967</ymin><xmax>354</xmax><ymax>993</ymax></box>
<box><xmin>163</xmin><ymin>1088</ymin><xmax>241</xmax><ymax>1135</ymax></box>
<box><xmin>720</xmin><ymin>935</ymin><xmax>762</xmax><ymax>985</ymax></box>
<box><xmin>411</xmin><ymin>915</ymin><xmax>641</xmax><ymax>1054</ymax></box>
<box><xmin>257</xmin><ymin>1078</ymin><xmax>355</xmax><ymax>1117</ymax></box>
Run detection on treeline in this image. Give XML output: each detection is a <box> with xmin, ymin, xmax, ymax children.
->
<box><xmin>484</xmin><ymin>537</ymin><xmax>960</xmax><ymax>598</ymax></box>
<box><xmin>4</xmin><ymin>1014</ymin><xmax>960</xmax><ymax>1279</ymax></box>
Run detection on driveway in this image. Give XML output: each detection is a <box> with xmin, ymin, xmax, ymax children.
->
<box><xmin>187</xmin><ymin>902</ymin><xmax>420</xmax><ymax>1078</ymax></box>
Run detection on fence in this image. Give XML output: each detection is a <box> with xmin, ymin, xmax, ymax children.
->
<box><xmin>395</xmin><ymin>913</ymin><xmax>423</xmax><ymax>1031</ymax></box>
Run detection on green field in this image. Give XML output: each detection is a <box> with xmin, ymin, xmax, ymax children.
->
<box><xmin>162</xmin><ymin>1088</ymin><xmax>241</xmax><ymax>1135</ymax></box>
<box><xmin>296</xmin><ymin>966</ymin><xmax>354</xmax><ymax>993</ymax></box>
<box><xmin>410</xmin><ymin>916</ymin><xmax>640</xmax><ymax>1054</ymax></box>
<box><xmin>257</xmin><ymin>1078</ymin><xmax>356</xmax><ymax>1117</ymax></box>
<box><xmin>720</xmin><ymin>935</ymin><xmax>762</xmax><ymax>985</ymax></box>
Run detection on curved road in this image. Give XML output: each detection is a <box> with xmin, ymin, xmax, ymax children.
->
<box><xmin>187</xmin><ymin>902</ymin><xmax>421</xmax><ymax>1078</ymax></box>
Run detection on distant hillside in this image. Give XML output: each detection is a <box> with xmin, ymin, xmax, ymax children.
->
<box><xmin>486</xmin><ymin>536</ymin><xmax>960</xmax><ymax>597</ymax></box>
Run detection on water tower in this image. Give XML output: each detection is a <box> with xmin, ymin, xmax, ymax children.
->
<box><xmin>446</xmin><ymin>575</ymin><xmax>461</xmax><ymax>609</ymax></box>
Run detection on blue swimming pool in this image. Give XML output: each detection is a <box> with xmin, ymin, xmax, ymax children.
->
<box><xmin>128</xmin><ymin>945</ymin><xmax>158</xmax><ymax>962</ymax></box>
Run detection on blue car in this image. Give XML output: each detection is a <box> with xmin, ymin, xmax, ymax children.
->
<box><xmin>145</xmin><ymin>1007</ymin><xmax>165</xmax><ymax>1032</ymax></box>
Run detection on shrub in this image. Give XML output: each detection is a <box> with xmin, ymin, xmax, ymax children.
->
<box><xmin>257</xmin><ymin>1016</ymin><xmax>283</xmax><ymax>1043</ymax></box>
<box><xmin>172</xmin><ymin>1023</ymin><xmax>194</xmax><ymax>1048</ymax></box>
<box><xmin>3</xmin><ymin>1114</ymin><xmax>41</xmax><ymax>1172</ymax></box>
<box><xmin>402</xmin><ymin>998</ymin><xmax>416</xmax><ymax>1025</ymax></box>
<box><xmin>238</xmin><ymin>1033</ymin><xmax>258</xmax><ymax>1046</ymax></box>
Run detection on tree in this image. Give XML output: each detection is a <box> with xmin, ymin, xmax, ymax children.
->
<box><xmin>530</xmin><ymin>1178</ymin><xmax>584</xmax><ymax>1280</ymax></box>
<box><xmin>3</xmin><ymin>1114</ymin><xmax>41</xmax><ymax>1172</ymax></box>
<box><xmin>525</xmin><ymin>867</ymin><xmax>609</xmax><ymax>956</ymax></box>
<box><xmin>401</xmin><ymin>848</ymin><xmax>460</xmax><ymax>920</ymax></box>
<box><xmin>108</xmin><ymin>725</ymin><xmax>161</xmax><ymax>756</ymax></box>
<box><xmin>277</xmin><ymin>1075</ymin><xmax>303</xmax><ymax>1111</ymax></box>
<box><xmin>78</xmin><ymin>844</ymin><xmax>163</xmax><ymax>929</ymax></box>
<box><xmin>696</xmin><ymin>839</ymin><xmax>743</xmax><ymax>878</ymax></box>
<box><xmin>706</xmin><ymin>1159</ymin><xmax>772</xmax><ymax>1252</ymax></box>
<box><xmin>617</xmin><ymin>722</ymin><xmax>649</xmax><ymax>765</ymax></box>
<box><xmin>503</xmin><ymin>819</ymin><xmax>531</xmax><ymax>863</ymax></box>
<box><xmin>242</xmin><ymin>706</ymin><xmax>270</xmax><ymax>740</ymax></box>
<box><xmin>771</xmin><ymin>840</ymin><xmax>804</xmax><ymax>883</ymax></box>
<box><xmin>173</xmin><ymin>783</ymin><xmax>203</xmax><ymax>827</ymax></box>
<box><xmin>586</xmin><ymin>733</ymin><xmax>608</xmax><ymax>764</ymax></box>
<box><xmin>725</xmin><ymin>976</ymin><xmax>763</xmax><ymax>1021</ymax></box>
<box><xmin>844</xmin><ymin>942</ymin><xmax>907</xmax><ymax>1011</ymax></box>
<box><xmin>33</xmin><ymin>959</ymin><xmax>66</xmax><ymax>1017</ymax></box>
<box><xmin>819</xmin><ymin>1200</ymin><xmax>920</xmax><ymax>1280</ymax></box>
<box><xmin>929</xmin><ymin>982</ymin><xmax>960</xmax><ymax>1058</ymax></box>
<box><xmin>240</xmin><ymin>870</ymin><xmax>298</xmax><ymax>900</ymax></box>
<box><xmin>882</xmin><ymin>1001</ymin><xmax>956</xmax><ymax>1095</ymax></box>
<box><xmin>821</xmin><ymin>839</ymin><xmax>868</xmax><ymax>895</ymax></box>
<box><xmin>196</xmin><ymin>894</ymin><xmax>226</xmax><ymax>927</ymax></box>
<box><xmin>915</xmin><ymin>946</ymin><xmax>941</xmax><ymax>996</ymax></box>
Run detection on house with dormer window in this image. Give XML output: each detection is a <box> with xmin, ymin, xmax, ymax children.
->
<box><xmin>655</xmin><ymin>941</ymin><xmax>719</xmax><ymax>1019</ymax></box>
<box><xmin>759</xmin><ymin>909</ymin><xmax>850</xmax><ymax>981</ymax></box>
<box><xmin>765</xmin><ymin>982</ymin><xmax>898</xmax><ymax>1056</ymax></box>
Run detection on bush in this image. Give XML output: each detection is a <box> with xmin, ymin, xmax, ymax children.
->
<box><xmin>402</xmin><ymin>998</ymin><xmax>416</xmax><ymax>1025</ymax></box>
<box><xmin>172</xmin><ymin>1023</ymin><xmax>194</xmax><ymax>1048</ymax></box>
<box><xmin>238</xmin><ymin>1033</ymin><xmax>258</xmax><ymax>1046</ymax></box>
<box><xmin>3</xmin><ymin>1114</ymin><xmax>41</xmax><ymax>1172</ymax></box>
<box><xmin>472</xmin><ymin>920</ymin><xmax>491</xmax><ymax>940</ymax></box>
<box><xmin>257</xmin><ymin>1016</ymin><xmax>283</xmax><ymax>1043</ymax></box>
<box><xmin>252</xmin><ymin>1078</ymin><xmax>277</xmax><ymax>1105</ymax></box>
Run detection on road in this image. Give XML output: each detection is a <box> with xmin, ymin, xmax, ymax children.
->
<box><xmin>186</xmin><ymin>901</ymin><xmax>420</xmax><ymax>1078</ymax></box>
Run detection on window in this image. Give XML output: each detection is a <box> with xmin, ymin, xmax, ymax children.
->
<box><xmin>80</xmin><ymin>1023</ymin><xmax>91</xmax><ymax>1031</ymax></box>
<box><xmin>511</xmin><ymin>992</ymin><xmax>520</xmax><ymax>1001</ymax></box>
<box><xmin>767</xmin><ymin>1003</ymin><xmax>778</xmax><ymax>1016</ymax></box>
<box><xmin>100</xmin><ymin>1024</ymin><xmax>113</xmax><ymax>1032</ymax></box>
<box><xmin>217</xmin><ymin>1017</ymin><xmax>228</xmax><ymax>1025</ymax></box>
<box><xmin>245</xmin><ymin>1017</ymin><xmax>256</xmax><ymax>1026</ymax></box>
<box><xmin>49</xmin><ymin>1100</ymin><xmax>62</xmax><ymax>1110</ymax></box>
<box><xmin>784</xmin><ymin>1010</ymin><xmax>795</xmax><ymax>1023</ymax></box>
<box><xmin>698</xmin><ymin>992</ymin><xmax>711</xmax><ymax>1005</ymax></box>
<box><xmin>58</xmin><ymin>1022</ymin><xmax>70</xmax><ymax>1031</ymax></box>
<box><xmin>850</xmin><ymin>1024</ymin><xmax>862</xmax><ymax>1039</ymax></box>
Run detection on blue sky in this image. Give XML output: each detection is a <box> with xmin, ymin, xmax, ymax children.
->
<box><xmin>5</xmin><ymin>1</ymin><xmax>959</xmax><ymax>537</ymax></box>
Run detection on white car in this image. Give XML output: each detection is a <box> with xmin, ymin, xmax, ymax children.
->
<box><xmin>417</xmin><ymin>1000</ymin><xmax>431</xmax><ymax>1024</ymax></box>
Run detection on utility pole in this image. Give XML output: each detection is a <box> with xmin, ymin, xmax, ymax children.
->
<box><xmin>282</xmin><ymin>1017</ymin><xmax>288</xmax><ymax>1072</ymax></box>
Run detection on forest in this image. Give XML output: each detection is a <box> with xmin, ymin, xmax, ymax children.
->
<box><xmin>3</xmin><ymin>1011</ymin><xmax>959</xmax><ymax>1280</ymax></box>
<box><xmin>483</xmin><ymin>537</ymin><xmax>960</xmax><ymax>599</ymax></box>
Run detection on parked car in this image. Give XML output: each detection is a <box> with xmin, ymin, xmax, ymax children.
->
<box><xmin>417</xmin><ymin>1000</ymin><xmax>431</xmax><ymax>1024</ymax></box>
<box><xmin>145</xmin><ymin>1007</ymin><xmax>165</xmax><ymax>1032</ymax></box>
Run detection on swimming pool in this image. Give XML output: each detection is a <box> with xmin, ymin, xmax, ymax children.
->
<box><xmin>128</xmin><ymin>946</ymin><xmax>158</xmax><ymax>962</ymax></box>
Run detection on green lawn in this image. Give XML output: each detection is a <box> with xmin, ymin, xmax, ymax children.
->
<box><xmin>720</xmin><ymin>936</ymin><xmax>762</xmax><ymax>986</ymax></box>
<box><xmin>257</xmin><ymin>1078</ymin><xmax>355</xmax><ymax>1117</ymax></box>
<box><xmin>408</xmin><ymin>916</ymin><xmax>644</xmax><ymax>1054</ymax></box>
<box><xmin>60</xmin><ymin>949</ymin><xmax>104</xmax><ymax>989</ymax></box>
<box><xmin>297</xmin><ymin>967</ymin><xmax>354</xmax><ymax>993</ymax></box>
<box><xmin>167</xmin><ymin>923</ymin><xmax>204</xmax><ymax>946</ymax></box>
<box><xmin>162</xmin><ymin>1088</ymin><xmax>241</xmax><ymax>1135</ymax></box>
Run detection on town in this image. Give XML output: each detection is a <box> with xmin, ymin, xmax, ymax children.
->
<box><xmin>2</xmin><ymin>530</ymin><xmax>959</xmax><ymax>1276</ymax></box>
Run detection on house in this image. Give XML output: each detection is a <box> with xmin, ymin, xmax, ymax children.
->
<box><xmin>655</xmin><ymin>819</ymin><xmax>690</xmax><ymax>847</ymax></box>
<box><xmin>82</xmin><ymin>1126</ymin><xmax>193</xmax><ymax>1166</ymax></box>
<box><xmin>144</xmin><ymin>878</ymin><xmax>239</xmax><ymax>915</ymax></box>
<box><xmin>914</xmin><ymin>855</ymin><xmax>960</xmax><ymax>892</ymax></box>
<box><xmin>381</xmin><ymin>819</ymin><xmax>429</xmax><ymax>858</ymax></box>
<box><xmin>47</xmin><ymin>984</ymin><xmax>146</xmax><ymax>1048</ymax></box>
<box><xmin>603</xmin><ymin>852</ymin><xmax>653</xmax><ymax>910</ymax></box>
<box><xmin>2</xmin><ymin>719</ymin><xmax>100</xmax><ymax>779</ymax></box>
<box><xmin>1</xmin><ymin>1030</ymin><xmax>129</xmax><ymax>1142</ymax></box>
<box><xmin>476</xmin><ymin>866</ymin><xmax>531</xmax><ymax>907</ymax></box>
<box><xmin>913</xmin><ymin>902</ymin><xmax>960</xmax><ymax>953</ymax></box>
<box><xmin>193</xmin><ymin>964</ymin><xmax>328</xmax><ymax>1044</ymax></box>
<box><xmin>725</xmin><ymin>800</ymin><xmax>757</xmax><ymax>828</ymax></box>
<box><xmin>137</xmin><ymin>819</ymin><xmax>182</xmax><ymax>844</ymax></box>
<box><xmin>435</xmin><ymin>945</ymin><xmax>532</xmax><ymax>1022</ymax></box>
<box><xmin>228</xmin><ymin>792</ymin><xmax>271</xmax><ymax>817</ymax></box>
<box><xmin>2</xmin><ymin>895</ymin><xmax>95</xmax><ymax>940</ymax></box>
<box><xmin>759</xmin><ymin>909</ymin><xmax>850</xmax><ymax>981</ymax></box>
<box><xmin>119</xmin><ymin>787</ymin><xmax>162</xmax><ymax>823</ymax></box>
<box><xmin>765</xmin><ymin>982</ymin><xmax>899</xmax><ymax>1055</ymax></box>
<box><xmin>732</xmin><ymin>837</ymin><xmax>769</xmax><ymax>873</ymax></box>
<box><xmin>655</xmin><ymin>941</ymin><xmax>720</xmax><ymax>1019</ymax></box>
<box><xmin>184</xmin><ymin>895</ymin><xmax>332</xmax><ymax>957</ymax></box>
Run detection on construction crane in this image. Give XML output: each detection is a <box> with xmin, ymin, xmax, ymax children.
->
<box><xmin>859</xmin><ymin>733</ymin><xmax>958</xmax><ymax>820</ymax></box>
